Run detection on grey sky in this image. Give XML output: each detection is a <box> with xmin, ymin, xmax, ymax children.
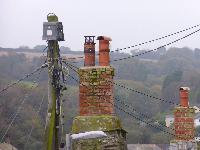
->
<box><xmin>1</xmin><ymin>0</ymin><xmax>200</xmax><ymax>52</ymax></box>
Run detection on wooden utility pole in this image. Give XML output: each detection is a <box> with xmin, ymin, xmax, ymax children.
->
<box><xmin>46</xmin><ymin>40</ymin><xmax>60</xmax><ymax>150</ymax></box>
<box><xmin>43</xmin><ymin>13</ymin><xmax>64</xmax><ymax>150</ymax></box>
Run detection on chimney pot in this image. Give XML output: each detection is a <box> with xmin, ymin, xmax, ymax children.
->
<box><xmin>97</xmin><ymin>36</ymin><xmax>112</xmax><ymax>66</ymax></box>
<box><xmin>179</xmin><ymin>87</ymin><xmax>190</xmax><ymax>107</ymax></box>
<box><xmin>84</xmin><ymin>36</ymin><xmax>95</xmax><ymax>66</ymax></box>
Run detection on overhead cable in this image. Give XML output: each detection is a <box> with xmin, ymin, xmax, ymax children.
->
<box><xmin>0</xmin><ymin>63</ymin><xmax>48</xmax><ymax>94</ymax></box>
<box><xmin>23</xmin><ymin>94</ymin><xmax>46</xmax><ymax>150</ymax></box>
<box><xmin>110</xmin><ymin>23</ymin><xmax>200</xmax><ymax>53</ymax></box>
<box><xmin>111</xmin><ymin>28</ymin><xmax>200</xmax><ymax>62</ymax></box>
<box><xmin>63</xmin><ymin>23</ymin><xmax>200</xmax><ymax>61</ymax></box>
<box><xmin>62</xmin><ymin>61</ymin><xmax>179</xmax><ymax>106</ymax></box>
<box><xmin>0</xmin><ymin>69</ymin><xmax>44</xmax><ymax>142</ymax></box>
<box><xmin>67</xmin><ymin>73</ymin><xmax>175</xmax><ymax>137</ymax></box>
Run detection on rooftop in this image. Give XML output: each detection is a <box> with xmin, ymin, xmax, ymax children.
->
<box><xmin>0</xmin><ymin>143</ymin><xmax>17</xmax><ymax>150</ymax></box>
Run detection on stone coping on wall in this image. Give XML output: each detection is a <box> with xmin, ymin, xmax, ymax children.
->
<box><xmin>71</xmin><ymin>115</ymin><xmax>122</xmax><ymax>133</ymax></box>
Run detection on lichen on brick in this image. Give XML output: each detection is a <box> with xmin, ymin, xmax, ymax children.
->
<box><xmin>79</xmin><ymin>66</ymin><xmax>115</xmax><ymax>115</ymax></box>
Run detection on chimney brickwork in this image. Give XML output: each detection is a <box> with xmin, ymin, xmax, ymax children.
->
<box><xmin>174</xmin><ymin>107</ymin><xmax>195</xmax><ymax>140</ymax></box>
<box><xmin>79</xmin><ymin>66</ymin><xmax>114</xmax><ymax>115</ymax></box>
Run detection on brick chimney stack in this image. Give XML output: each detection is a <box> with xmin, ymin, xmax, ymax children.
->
<box><xmin>97</xmin><ymin>36</ymin><xmax>112</xmax><ymax>66</ymax></box>
<box><xmin>84</xmin><ymin>36</ymin><xmax>95</xmax><ymax>66</ymax></box>
<box><xmin>174</xmin><ymin>87</ymin><xmax>195</xmax><ymax>141</ymax></box>
<box><xmin>79</xmin><ymin>36</ymin><xmax>114</xmax><ymax>116</ymax></box>
<box><xmin>71</xmin><ymin>36</ymin><xmax>127</xmax><ymax>150</ymax></box>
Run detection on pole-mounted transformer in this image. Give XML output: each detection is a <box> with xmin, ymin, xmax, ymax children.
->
<box><xmin>43</xmin><ymin>13</ymin><xmax>64</xmax><ymax>150</ymax></box>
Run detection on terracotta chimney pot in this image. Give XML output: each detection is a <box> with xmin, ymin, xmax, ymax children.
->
<box><xmin>97</xmin><ymin>36</ymin><xmax>112</xmax><ymax>66</ymax></box>
<box><xmin>179</xmin><ymin>87</ymin><xmax>190</xmax><ymax>107</ymax></box>
<box><xmin>84</xmin><ymin>36</ymin><xmax>95</xmax><ymax>66</ymax></box>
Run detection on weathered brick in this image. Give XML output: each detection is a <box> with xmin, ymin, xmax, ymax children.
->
<box><xmin>79</xmin><ymin>66</ymin><xmax>115</xmax><ymax>116</ymax></box>
<box><xmin>174</xmin><ymin>106</ymin><xmax>195</xmax><ymax>140</ymax></box>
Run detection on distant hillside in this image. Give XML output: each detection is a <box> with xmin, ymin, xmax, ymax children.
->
<box><xmin>0</xmin><ymin>46</ymin><xmax>84</xmax><ymax>61</ymax></box>
<box><xmin>0</xmin><ymin>45</ymin><xmax>83</xmax><ymax>55</ymax></box>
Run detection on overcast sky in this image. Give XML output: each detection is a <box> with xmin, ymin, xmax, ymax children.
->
<box><xmin>1</xmin><ymin>0</ymin><xmax>200</xmax><ymax>52</ymax></box>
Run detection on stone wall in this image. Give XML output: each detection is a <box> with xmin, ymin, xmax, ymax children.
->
<box><xmin>169</xmin><ymin>140</ymin><xmax>197</xmax><ymax>150</ymax></box>
<box><xmin>71</xmin><ymin>115</ymin><xmax>127</xmax><ymax>150</ymax></box>
<box><xmin>72</xmin><ymin>130</ymin><xmax>127</xmax><ymax>150</ymax></box>
<box><xmin>71</xmin><ymin>115</ymin><xmax>122</xmax><ymax>133</ymax></box>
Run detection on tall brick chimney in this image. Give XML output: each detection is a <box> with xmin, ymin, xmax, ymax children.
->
<box><xmin>79</xmin><ymin>36</ymin><xmax>114</xmax><ymax>116</ymax></box>
<box><xmin>97</xmin><ymin>36</ymin><xmax>112</xmax><ymax>66</ymax></box>
<box><xmin>84</xmin><ymin>36</ymin><xmax>95</xmax><ymax>66</ymax></box>
<box><xmin>71</xmin><ymin>36</ymin><xmax>127</xmax><ymax>150</ymax></box>
<box><xmin>174</xmin><ymin>87</ymin><xmax>195</xmax><ymax>141</ymax></box>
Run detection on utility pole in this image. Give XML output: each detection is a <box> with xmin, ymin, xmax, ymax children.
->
<box><xmin>43</xmin><ymin>13</ymin><xmax>64</xmax><ymax>150</ymax></box>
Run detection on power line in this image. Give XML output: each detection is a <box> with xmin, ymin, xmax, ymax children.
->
<box><xmin>0</xmin><ymin>112</ymin><xmax>17</xmax><ymax>136</ymax></box>
<box><xmin>0</xmin><ymin>63</ymin><xmax>48</xmax><ymax>94</ymax></box>
<box><xmin>0</xmin><ymin>95</ymin><xmax>29</xmax><ymax>143</ymax></box>
<box><xmin>66</xmin><ymin>64</ymin><xmax>174</xmax><ymax>135</ymax></box>
<box><xmin>114</xmin><ymin>82</ymin><xmax>178</xmax><ymax>105</ymax></box>
<box><xmin>0</xmin><ymin>45</ymin><xmax>48</xmax><ymax>94</ymax></box>
<box><xmin>112</xmin><ymin>102</ymin><xmax>175</xmax><ymax>136</ymax></box>
<box><xmin>0</xmin><ymin>68</ymin><xmax>44</xmax><ymax>135</ymax></box>
<box><xmin>115</xmin><ymin>97</ymin><xmax>174</xmax><ymax>131</ymax></box>
<box><xmin>66</xmin><ymin>64</ymin><xmax>175</xmax><ymax>131</ymax></box>
<box><xmin>42</xmin><ymin>46</ymin><xmax>48</xmax><ymax>52</ymax></box>
<box><xmin>64</xmin><ymin>60</ymin><xmax>200</xmax><ymax>136</ymax></box>
<box><xmin>23</xmin><ymin>94</ymin><xmax>46</xmax><ymax>150</ymax></box>
<box><xmin>0</xmin><ymin>68</ymin><xmax>44</xmax><ymax>143</ymax></box>
<box><xmin>0</xmin><ymin>84</ymin><xmax>39</xmax><ymax>143</ymax></box>
<box><xmin>111</xmin><ymin>28</ymin><xmax>200</xmax><ymax>62</ymax></box>
<box><xmin>68</xmin><ymin>71</ymin><xmax>197</xmax><ymax>139</ymax></box>
<box><xmin>67</xmin><ymin>73</ymin><xmax>175</xmax><ymax>137</ymax></box>
<box><xmin>62</xmin><ymin>61</ymin><xmax>79</xmax><ymax>73</ymax></box>
<box><xmin>62</xmin><ymin>61</ymin><xmax>179</xmax><ymax>106</ymax></box>
<box><xmin>66</xmin><ymin>63</ymin><xmax>195</xmax><ymax>138</ymax></box>
<box><xmin>63</xmin><ymin>23</ymin><xmax>200</xmax><ymax>62</ymax></box>
<box><xmin>63</xmin><ymin>48</ymin><xmax>200</xmax><ymax>115</ymax></box>
<box><xmin>64</xmin><ymin>58</ymin><xmax>200</xmax><ymax>117</ymax></box>
<box><xmin>110</xmin><ymin>23</ymin><xmax>200</xmax><ymax>53</ymax></box>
